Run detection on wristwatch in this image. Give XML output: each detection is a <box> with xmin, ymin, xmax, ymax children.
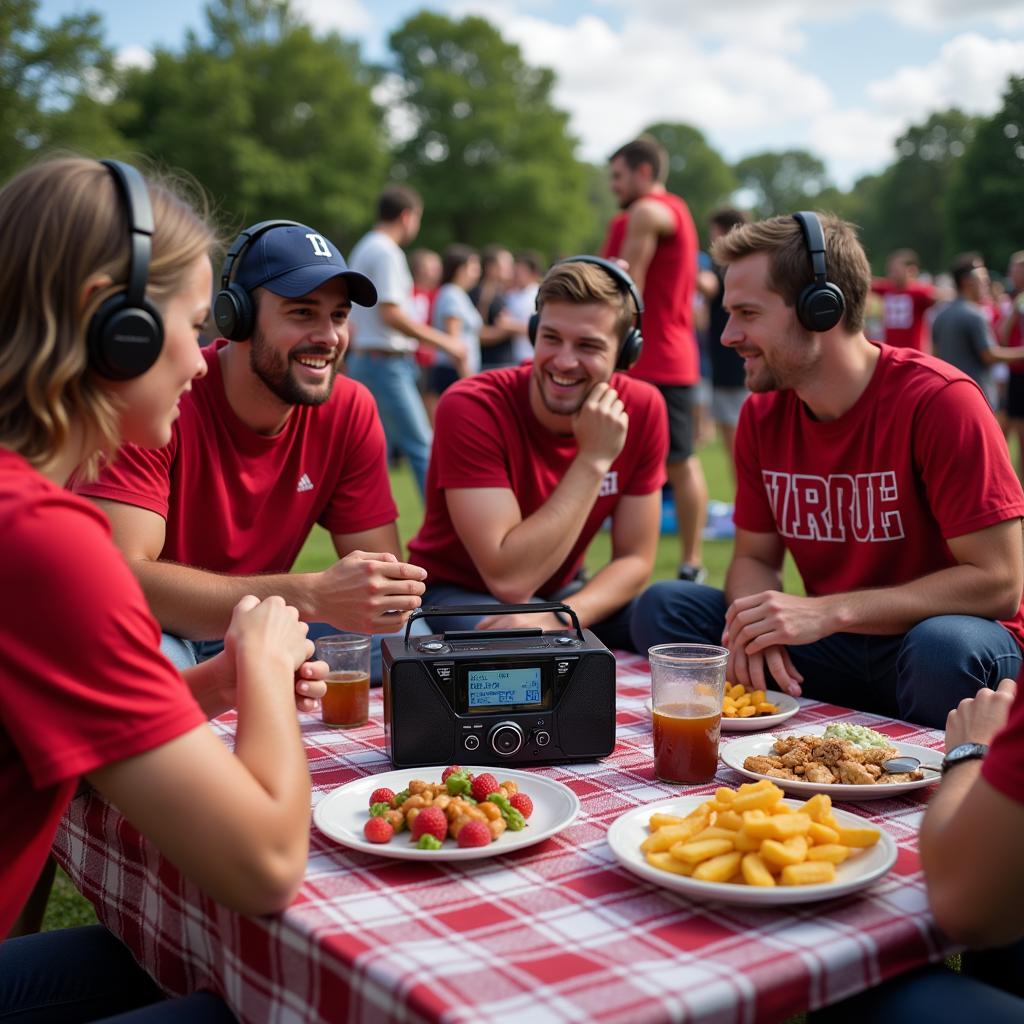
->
<box><xmin>941</xmin><ymin>742</ymin><xmax>989</xmax><ymax>774</ymax></box>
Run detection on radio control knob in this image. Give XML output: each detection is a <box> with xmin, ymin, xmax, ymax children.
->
<box><xmin>420</xmin><ymin>640</ymin><xmax>445</xmax><ymax>652</ymax></box>
<box><xmin>464</xmin><ymin>734</ymin><xmax>480</xmax><ymax>751</ymax></box>
<box><xmin>534</xmin><ymin>730</ymin><xmax>551</xmax><ymax>747</ymax></box>
<box><xmin>555</xmin><ymin>635</ymin><xmax>574</xmax><ymax>645</ymax></box>
<box><xmin>488</xmin><ymin>721</ymin><xmax>524</xmax><ymax>758</ymax></box>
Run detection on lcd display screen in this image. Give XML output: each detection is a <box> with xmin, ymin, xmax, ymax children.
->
<box><xmin>467</xmin><ymin>666</ymin><xmax>542</xmax><ymax>708</ymax></box>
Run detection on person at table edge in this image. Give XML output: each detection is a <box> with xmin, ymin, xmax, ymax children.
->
<box><xmin>632</xmin><ymin>212</ymin><xmax>1024</xmax><ymax>729</ymax></box>
<box><xmin>407</xmin><ymin>256</ymin><xmax>668</xmax><ymax>646</ymax></box>
<box><xmin>73</xmin><ymin>219</ymin><xmax>428</xmax><ymax>682</ymax></box>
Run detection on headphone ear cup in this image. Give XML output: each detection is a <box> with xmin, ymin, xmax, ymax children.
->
<box><xmin>797</xmin><ymin>282</ymin><xmax>845</xmax><ymax>333</ymax></box>
<box><xmin>527</xmin><ymin>311</ymin><xmax>539</xmax><ymax>346</ymax></box>
<box><xmin>213</xmin><ymin>284</ymin><xmax>255</xmax><ymax>341</ymax></box>
<box><xmin>616</xmin><ymin>327</ymin><xmax>643</xmax><ymax>371</ymax></box>
<box><xmin>87</xmin><ymin>294</ymin><xmax>164</xmax><ymax>381</ymax></box>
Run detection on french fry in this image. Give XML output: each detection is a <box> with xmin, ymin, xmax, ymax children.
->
<box><xmin>806</xmin><ymin>843</ymin><xmax>851</xmax><ymax>864</ymax></box>
<box><xmin>833</xmin><ymin>825</ymin><xmax>881</xmax><ymax>848</ymax></box>
<box><xmin>641</xmin><ymin>815</ymin><xmax>708</xmax><ymax>852</ymax></box>
<box><xmin>671</xmin><ymin>838</ymin><xmax>735</xmax><ymax>865</ymax></box>
<box><xmin>646</xmin><ymin>851</ymin><xmax>695</xmax><ymax>875</ymax></box>
<box><xmin>807</xmin><ymin>822</ymin><xmax>840</xmax><ymax>845</ymax></box>
<box><xmin>693</xmin><ymin>851</ymin><xmax>743</xmax><ymax>882</ymax></box>
<box><xmin>649</xmin><ymin>813</ymin><xmax>685</xmax><ymax>830</ymax></box>
<box><xmin>781</xmin><ymin>861</ymin><xmax>837</xmax><ymax>886</ymax></box>
<box><xmin>741</xmin><ymin>852</ymin><xmax>776</xmax><ymax>887</ymax></box>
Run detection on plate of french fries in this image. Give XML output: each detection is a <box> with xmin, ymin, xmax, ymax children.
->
<box><xmin>606</xmin><ymin>781</ymin><xmax>897</xmax><ymax>905</ymax></box>
<box><xmin>721</xmin><ymin>728</ymin><xmax>942</xmax><ymax>799</ymax></box>
<box><xmin>643</xmin><ymin>683</ymin><xmax>800</xmax><ymax>731</ymax></box>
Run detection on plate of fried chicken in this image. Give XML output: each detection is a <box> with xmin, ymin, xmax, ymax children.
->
<box><xmin>721</xmin><ymin>729</ymin><xmax>942</xmax><ymax>800</ymax></box>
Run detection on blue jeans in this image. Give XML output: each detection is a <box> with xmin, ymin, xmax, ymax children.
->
<box><xmin>630</xmin><ymin>581</ymin><xmax>1022</xmax><ymax>728</ymax></box>
<box><xmin>810</xmin><ymin>939</ymin><xmax>1024</xmax><ymax>1022</ymax></box>
<box><xmin>0</xmin><ymin>926</ymin><xmax>236</xmax><ymax>1022</ymax></box>
<box><xmin>423</xmin><ymin>581</ymin><xmax>638</xmax><ymax>652</ymax></box>
<box><xmin>161</xmin><ymin>618</ymin><xmax>431</xmax><ymax>686</ymax></box>
<box><xmin>345</xmin><ymin>352</ymin><xmax>433</xmax><ymax>496</ymax></box>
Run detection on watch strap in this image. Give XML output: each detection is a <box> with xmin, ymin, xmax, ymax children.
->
<box><xmin>941</xmin><ymin>742</ymin><xmax>989</xmax><ymax>774</ymax></box>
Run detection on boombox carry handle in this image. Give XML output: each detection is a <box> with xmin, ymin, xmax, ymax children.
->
<box><xmin>404</xmin><ymin>602</ymin><xmax>584</xmax><ymax>645</ymax></box>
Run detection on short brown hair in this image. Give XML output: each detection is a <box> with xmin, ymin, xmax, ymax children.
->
<box><xmin>378</xmin><ymin>185</ymin><xmax>421</xmax><ymax>223</ymax></box>
<box><xmin>536</xmin><ymin>260</ymin><xmax>635</xmax><ymax>340</ymax></box>
<box><xmin>610</xmin><ymin>135</ymin><xmax>668</xmax><ymax>184</ymax></box>
<box><xmin>0</xmin><ymin>156</ymin><xmax>215</xmax><ymax>476</ymax></box>
<box><xmin>711</xmin><ymin>213</ymin><xmax>870</xmax><ymax>333</ymax></box>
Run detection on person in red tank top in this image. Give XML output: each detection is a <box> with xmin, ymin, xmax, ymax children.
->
<box><xmin>601</xmin><ymin>135</ymin><xmax>708</xmax><ymax>584</ymax></box>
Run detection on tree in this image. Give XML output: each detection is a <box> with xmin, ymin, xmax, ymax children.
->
<box><xmin>641</xmin><ymin>122</ymin><xmax>738</xmax><ymax>239</ymax></box>
<box><xmin>0</xmin><ymin>0</ymin><xmax>125</xmax><ymax>181</ymax></box>
<box><xmin>948</xmin><ymin>76</ymin><xmax>1024</xmax><ymax>273</ymax></box>
<box><xmin>733</xmin><ymin>149</ymin><xmax>832</xmax><ymax>219</ymax></box>
<box><xmin>118</xmin><ymin>0</ymin><xmax>386</xmax><ymax>247</ymax></box>
<box><xmin>387</xmin><ymin>12</ymin><xmax>591</xmax><ymax>256</ymax></box>
<box><xmin>852</xmin><ymin>110</ymin><xmax>977</xmax><ymax>272</ymax></box>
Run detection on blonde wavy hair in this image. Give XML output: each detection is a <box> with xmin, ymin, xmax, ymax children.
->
<box><xmin>0</xmin><ymin>156</ymin><xmax>216</xmax><ymax>477</ymax></box>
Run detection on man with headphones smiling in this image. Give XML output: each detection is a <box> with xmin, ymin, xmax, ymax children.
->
<box><xmin>406</xmin><ymin>257</ymin><xmax>668</xmax><ymax>646</ymax></box>
<box><xmin>75</xmin><ymin>220</ymin><xmax>429</xmax><ymax>680</ymax></box>
<box><xmin>632</xmin><ymin>212</ymin><xmax>1024</xmax><ymax>729</ymax></box>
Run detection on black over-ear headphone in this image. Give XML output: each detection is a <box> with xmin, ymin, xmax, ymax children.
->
<box><xmin>793</xmin><ymin>211</ymin><xmax>846</xmax><ymax>333</ymax></box>
<box><xmin>527</xmin><ymin>254</ymin><xmax>644</xmax><ymax>371</ymax></box>
<box><xmin>213</xmin><ymin>219</ymin><xmax>302</xmax><ymax>341</ymax></box>
<box><xmin>87</xmin><ymin>160</ymin><xmax>164</xmax><ymax>380</ymax></box>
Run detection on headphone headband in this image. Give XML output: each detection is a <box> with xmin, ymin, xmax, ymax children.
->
<box><xmin>793</xmin><ymin>211</ymin><xmax>828</xmax><ymax>286</ymax></box>
<box><xmin>218</xmin><ymin>219</ymin><xmax>304</xmax><ymax>292</ymax></box>
<box><xmin>101</xmin><ymin>160</ymin><xmax>153</xmax><ymax>311</ymax></box>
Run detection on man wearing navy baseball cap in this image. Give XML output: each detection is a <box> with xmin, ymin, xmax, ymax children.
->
<box><xmin>77</xmin><ymin>220</ymin><xmax>430</xmax><ymax>683</ymax></box>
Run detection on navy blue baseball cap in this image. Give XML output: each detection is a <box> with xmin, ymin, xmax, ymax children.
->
<box><xmin>234</xmin><ymin>224</ymin><xmax>377</xmax><ymax>306</ymax></box>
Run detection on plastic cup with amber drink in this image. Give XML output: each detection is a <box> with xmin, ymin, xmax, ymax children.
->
<box><xmin>315</xmin><ymin>634</ymin><xmax>371</xmax><ymax>728</ymax></box>
<box><xmin>648</xmin><ymin>643</ymin><xmax>728</xmax><ymax>785</ymax></box>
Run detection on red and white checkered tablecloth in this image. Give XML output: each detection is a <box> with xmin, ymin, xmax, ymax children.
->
<box><xmin>53</xmin><ymin>652</ymin><xmax>955</xmax><ymax>1024</ymax></box>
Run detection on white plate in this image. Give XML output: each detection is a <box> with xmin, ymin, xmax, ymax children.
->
<box><xmin>642</xmin><ymin>692</ymin><xmax>801</xmax><ymax>731</ymax></box>
<box><xmin>721</xmin><ymin>728</ymin><xmax>942</xmax><ymax>800</ymax></box>
<box><xmin>607</xmin><ymin>795</ymin><xmax>897</xmax><ymax>906</ymax></box>
<box><xmin>313</xmin><ymin>766</ymin><xmax>580</xmax><ymax>861</ymax></box>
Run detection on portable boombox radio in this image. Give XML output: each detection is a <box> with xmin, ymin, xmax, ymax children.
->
<box><xmin>382</xmin><ymin>603</ymin><xmax>617</xmax><ymax>768</ymax></box>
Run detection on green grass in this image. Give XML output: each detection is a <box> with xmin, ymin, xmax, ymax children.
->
<box><xmin>43</xmin><ymin>435</ymin><xmax>775</xmax><ymax>933</ymax></box>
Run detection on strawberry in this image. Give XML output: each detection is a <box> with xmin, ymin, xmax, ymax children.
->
<box><xmin>363</xmin><ymin>817</ymin><xmax>394</xmax><ymax>844</ymax></box>
<box><xmin>470</xmin><ymin>772</ymin><xmax>500</xmax><ymax>803</ymax></box>
<box><xmin>457</xmin><ymin>820</ymin><xmax>492</xmax><ymax>848</ymax></box>
<box><xmin>369</xmin><ymin>787</ymin><xmax>396</xmax><ymax>807</ymax></box>
<box><xmin>509</xmin><ymin>792</ymin><xmax>533</xmax><ymax>820</ymax></box>
<box><xmin>410</xmin><ymin>806</ymin><xmax>448</xmax><ymax>844</ymax></box>
<box><xmin>441</xmin><ymin>764</ymin><xmax>463</xmax><ymax>783</ymax></box>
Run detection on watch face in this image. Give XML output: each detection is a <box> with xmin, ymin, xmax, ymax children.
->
<box><xmin>942</xmin><ymin>743</ymin><xmax>988</xmax><ymax>772</ymax></box>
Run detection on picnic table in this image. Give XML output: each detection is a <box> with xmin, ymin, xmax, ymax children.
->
<box><xmin>52</xmin><ymin>652</ymin><xmax>955</xmax><ymax>1023</ymax></box>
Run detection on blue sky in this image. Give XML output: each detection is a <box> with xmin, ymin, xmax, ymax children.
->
<box><xmin>40</xmin><ymin>0</ymin><xmax>1024</xmax><ymax>187</ymax></box>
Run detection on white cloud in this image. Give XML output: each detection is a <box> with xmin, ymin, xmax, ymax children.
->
<box><xmin>295</xmin><ymin>0</ymin><xmax>372</xmax><ymax>36</ymax></box>
<box><xmin>866</xmin><ymin>33</ymin><xmax>1024</xmax><ymax>120</ymax></box>
<box><xmin>116</xmin><ymin>45</ymin><xmax>154</xmax><ymax>71</ymax></box>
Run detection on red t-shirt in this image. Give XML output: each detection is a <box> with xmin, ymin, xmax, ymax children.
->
<box><xmin>407</xmin><ymin>365</ymin><xmax>668</xmax><ymax>595</ymax></box>
<box><xmin>871</xmin><ymin>279</ymin><xmax>936</xmax><ymax>350</ymax></box>
<box><xmin>412</xmin><ymin>285</ymin><xmax>438</xmax><ymax>368</ymax></box>
<box><xmin>601</xmin><ymin>191</ymin><xmax>700</xmax><ymax>386</ymax></box>
<box><xmin>75</xmin><ymin>342</ymin><xmax>397</xmax><ymax>574</ymax></box>
<box><xmin>982</xmin><ymin>678</ymin><xmax>1024</xmax><ymax>803</ymax></box>
<box><xmin>995</xmin><ymin>292</ymin><xmax>1024</xmax><ymax>375</ymax></box>
<box><xmin>734</xmin><ymin>344</ymin><xmax>1024</xmax><ymax>650</ymax></box>
<box><xmin>0</xmin><ymin>450</ymin><xmax>204</xmax><ymax>937</ymax></box>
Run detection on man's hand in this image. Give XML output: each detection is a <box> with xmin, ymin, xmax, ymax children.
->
<box><xmin>945</xmin><ymin>677</ymin><xmax>1017</xmax><ymax>751</ymax></box>
<box><xmin>572</xmin><ymin>382</ymin><xmax>628</xmax><ymax>469</ymax></box>
<box><xmin>476</xmin><ymin>611</ymin><xmax>564</xmax><ymax>633</ymax></box>
<box><xmin>726</xmin><ymin>590</ymin><xmax>835</xmax><ymax>655</ymax></box>
<box><xmin>317</xmin><ymin>551</ymin><xmax>427</xmax><ymax>633</ymax></box>
<box><xmin>225</xmin><ymin>594</ymin><xmax>314</xmax><ymax>674</ymax></box>
<box><xmin>726</xmin><ymin>641</ymin><xmax>803</xmax><ymax>696</ymax></box>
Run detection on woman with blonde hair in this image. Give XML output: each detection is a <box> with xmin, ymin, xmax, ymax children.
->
<box><xmin>0</xmin><ymin>157</ymin><xmax>324</xmax><ymax>1021</ymax></box>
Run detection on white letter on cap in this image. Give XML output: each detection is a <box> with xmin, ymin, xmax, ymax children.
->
<box><xmin>305</xmin><ymin>233</ymin><xmax>332</xmax><ymax>257</ymax></box>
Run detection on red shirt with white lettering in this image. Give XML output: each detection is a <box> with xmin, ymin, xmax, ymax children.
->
<box><xmin>74</xmin><ymin>342</ymin><xmax>397</xmax><ymax>573</ymax></box>
<box><xmin>1</xmin><ymin>450</ymin><xmax>204</xmax><ymax>936</ymax></box>
<box><xmin>407</xmin><ymin>365</ymin><xmax>668</xmax><ymax>595</ymax></box>
<box><xmin>871</xmin><ymin>279</ymin><xmax>936</xmax><ymax>350</ymax></box>
<box><xmin>733</xmin><ymin>343</ymin><xmax>1024</xmax><ymax>649</ymax></box>
<box><xmin>601</xmin><ymin>191</ymin><xmax>700</xmax><ymax>385</ymax></box>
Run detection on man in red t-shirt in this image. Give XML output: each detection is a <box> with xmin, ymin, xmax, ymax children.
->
<box><xmin>633</xmin><ymin>214</ymin><xmax>1024</xmax><ymax>728</ymax></box>
<box><xmin>407</xmin><ymin>258</ymin><xmax>668</xmax><ymax>649</ymax></box>
<box><xmin>998</xmin><ymin>251</ymin><xmax>1024</xmax><ymax>475</ymax></box>
<box><xmin>75</xmin><ymin>222</ymin><xmax>429</xmax><ymax>680</ymax></box>
<box><xmin>871</xmin><ymin>248</ymin><xmax>937</xmax><ymax>352</ymax></box>
<box><xmin>601</xmin><ymin>135</ymin><xmax>707</xmax><ymax>584</ymax></box>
